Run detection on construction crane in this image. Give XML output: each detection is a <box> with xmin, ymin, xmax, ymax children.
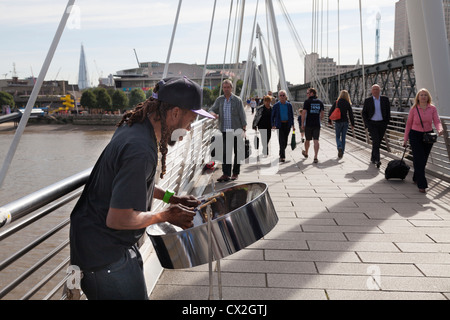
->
<box><xmin>133</xmin><ymin>49</ymin><xmax>140</xmax><ymax>68</ymax></box>
<box><xmin>94</xmin><ymin>59</ymin><xmax>103</xmax><ymax>81</ymax></box>
<box><xmin>375</xmin><ymin>12</ymin><xmax>381</xmax><ymax>64</ymax></box>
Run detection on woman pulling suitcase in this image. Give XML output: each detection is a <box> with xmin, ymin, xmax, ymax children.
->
<box><xmin>403</xmin><ymin>89</ymin><xmax>444</xmax><ymax>193</ymax></box>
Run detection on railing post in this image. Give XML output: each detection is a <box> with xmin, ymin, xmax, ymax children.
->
<box><xmin>441</xmin><ymin>120</ymin><xmax>450</xmax><ymax>163</ymax></box>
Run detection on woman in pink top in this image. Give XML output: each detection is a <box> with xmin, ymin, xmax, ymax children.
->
<box><xmin>403</xmin><ymin>89</ymin><xmax>444</xmax><ymax>193</ymax></box>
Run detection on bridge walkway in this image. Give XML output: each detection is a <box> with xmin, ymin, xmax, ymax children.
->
<box><xmin>150</xmin><ymin>107</ymin><xmax>450</xmax><ymax>300</ymax></box>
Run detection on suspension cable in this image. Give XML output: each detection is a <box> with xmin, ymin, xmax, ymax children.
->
<box><xmin>232</xmin><ymin>0</ymin><xmax>246</xmax><ymax>92</ymax></box>
<box><xmin>277</xmin><ymin>0</ymin><xmax>329</xmax><ymax>103</ymax></box>
<box><xmin>227</xmin><ymin>0</ymin><xmax>240</xmax><ymax>83</ymax></box>
<box><xmin>201</xmin><ymin>0</ymin><xmax>218</xmax><ymax>89</ymax></box>
<box><xmin>163</xmin><ymin>0</ymin><xmax>183</xmax><ymax>79</ymax></box>
<box><xmin>265</xmin><ymin>2</ymin><xmax>273</xmax><ymax>89</ymax></box>
<box><xmin>219</xmin><ymin>0</ymin><xmax>235</xmax><ymax>95</ymax></box>
<box><xmin>359</xmin><ymin>0</ymin><xmax>366</xmax><ymax>100</ymax></box>
<box><xmin>337</xmin><ymin>0</ymin><xmax>341</xmax><ymax>92</ymax></box>
<box><xmin>240</xmin><ymin>0</ymin><xmax>259</xmax><ymax>100</ymax></box>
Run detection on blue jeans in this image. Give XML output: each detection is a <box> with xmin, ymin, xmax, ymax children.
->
<box><xmin>81</xmin><ymin>246</ymin><xmax>148</xmax><ymax>300</ymax></box>
<box><xmin>335</xmin><ymin>122</ymin><xmax>349</xmax><ymax>152</ymax></box>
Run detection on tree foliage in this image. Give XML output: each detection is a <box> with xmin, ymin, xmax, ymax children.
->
<box><xmin>93</xmin><ymin>87</ymin><xmax>112</xmax><ymax>109</ymax></box>
<box><xmin>129</xmin><ymin>88</ymin><xmax>146</xmax><ymax>108</ymax></box>
<box><xmin>202</xmin><ymin>87</ymin><xmax>214</xmax><ymax>107</ymax></box>
<box><xmin>0</xmin><ymin>91</ymin><xmax>15</xmax><ymax>108</ymax></box>
<box><xmin>112</xmin><ymin>90</ymin><xmax>129</xmax><ymax>111</ymax></box>
<box><xmin>80</xmin><ymin>90</ymin><xmax>97</xmax><ymax>109</ymax></box>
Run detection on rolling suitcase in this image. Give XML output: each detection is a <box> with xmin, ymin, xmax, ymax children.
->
<box><xmin>385</xmin><ymin>147</ymin><xmax>410</xmax><ymax>180</ymax></box>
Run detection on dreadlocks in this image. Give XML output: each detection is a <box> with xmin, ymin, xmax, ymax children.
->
<box><xmin>117</xmin><ymin>96</ymin><xmax>175</xmax><ymax>180</ymax></box>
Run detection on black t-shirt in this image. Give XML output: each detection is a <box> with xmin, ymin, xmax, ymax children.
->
<box><xmin>303</xmin><ymin>96</ymin><xmax>325</xmax><ymax>127</ymax></box>
<box><xmin>70</xmin><ymin>118</ymin><xmax>158</xmax><ymax>271</ymax></box>
<box><xmin>258</xmin><ymin>106</ymin><xmax>272</xmax><ymax>130</ymax></box>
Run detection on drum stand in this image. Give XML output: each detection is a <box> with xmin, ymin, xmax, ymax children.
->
<box><xmin>206</xmin><ymin>172</ymin><xmax>223</xmax><ymax>300</ymax></box>
<box><xmin>206</xmin><ymin>205</ymin><xmax>223</xmax><ymax>300</ymax></box>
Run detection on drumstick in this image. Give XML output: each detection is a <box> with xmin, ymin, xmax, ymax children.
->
<box><xmin>196</xmin><ymin>198</ymin><xmax>217</xmax><ymax>222</ymax></box>
<box><xmin>198</xmin><ymin>198</ymin><xmax>217</xmax><ymax>211</ymax></box>
<box><xmin>202</xmin><ymin>192</ymin><xmax>224</xmax><ymax>203</ymax></box>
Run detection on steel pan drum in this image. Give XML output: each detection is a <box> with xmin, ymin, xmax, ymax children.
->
<box><xmin>146</xmin><ymin>183</ymin><xmax>278</xmax><ymax>269</ymax></box>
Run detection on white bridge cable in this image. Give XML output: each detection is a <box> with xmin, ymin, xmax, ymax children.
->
<box><xmin>240</xmin><ymin>0</ymin><xmax>259</xmax><ymax>100</ymax></box>
<box><xmin>0</xmin><ymin>0</ymin><xmax>75</xmax><ymax>188</ymax></box>
<box><xmin>219</xmin><ymin>0</ymin><xmax>235</xmax><ymax>95</ymax></box>
<box><xmin>359</xmin><ymin>0</ymin><xmax>366</xmax><ymax>100</ymax></box>
<box><xmin>266</xmin><ymin>0</ymin><xmax>290</xmax><ymax>97</ymax></box>
<box><xmin>163</xmin><ymin>0</ymin><xmax>183</xmax><ymax>79</ymax></box>
<box><xmin>338</xmin><ymin>0</ymin><xmax>341</xmax><ymax>91</ymax></box>
<box><xmin>277</xmin><ymin>0</ymin><xmax>329</xmax><ymax>103</ymax></box>
<box><xmin>256</xmin><ymin>24</ymin><xmax>271</xmax><ymax>93</ymax></box>
<box><xmin>232</xmin><ymin>0</ymin><xmax>246</xmax><ymax>92</ymax></box>
<box><xmin>201</xmin><ymin>0</ymin><xmax>218</xmax><ymax>89</ymax></box>
<box><xmin>265</xmin><ymin>3</ymin><xmax>274</xmax><ymax>90</ymax></box>
<box><xmin>221</xmin><ymin>0</ymin><xmax>240</xmax><ymax>89</ymax></box>
<box><xmin>259</xmin><ymin>32</ymin><xmax>279</xmax><ymax>72</ymax></box>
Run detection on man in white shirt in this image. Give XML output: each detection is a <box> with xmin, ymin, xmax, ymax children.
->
<box><xmin>362</xmin><ymin>85</ymin><xmax>391</xmax><ymax>168</ymax></box>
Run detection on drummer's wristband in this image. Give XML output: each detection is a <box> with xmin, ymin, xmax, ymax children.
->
<box><xmin>163</xmin><ymin>189</ymin><xmax>175</xmax><ymax>204</ymax></box>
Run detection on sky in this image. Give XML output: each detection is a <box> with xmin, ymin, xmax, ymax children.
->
<box><xmin>0</xmin><ymin>0</ymin><xmax>397</xmax><ymax>89</ymax></box>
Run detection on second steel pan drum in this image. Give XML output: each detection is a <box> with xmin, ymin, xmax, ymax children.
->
<box><xmin>147</xmin><ymin>183</ymin><xmax>278</xmax><ymax>269</ymax></box>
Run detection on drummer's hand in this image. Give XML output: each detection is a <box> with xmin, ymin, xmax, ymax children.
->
<box><xmin>171</xmin><ymin>195</ymin><xmax>200</xmax><ymax>207</ymax></box>
<box><xmin>164</xmin><ymin>204</ymin><xmax>196</xmax><ymax>229</ymax></box>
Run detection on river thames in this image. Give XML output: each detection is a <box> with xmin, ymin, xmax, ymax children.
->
<box><xmin>0</xmin><ymin>122</ymin><xmax>115</xmax><ymax>204</ymax></box>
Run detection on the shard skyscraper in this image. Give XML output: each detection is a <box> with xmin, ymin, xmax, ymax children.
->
<box><xmin>78</xmin><ymin>44</ymin><xmax>90</xmax><ymax>90</ymax></box>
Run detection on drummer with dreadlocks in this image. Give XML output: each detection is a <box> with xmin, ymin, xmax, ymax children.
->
<box><xmin>69</xmin><ymin>76</ymin><xmax>215</xmax><ymax>300</ymax></box>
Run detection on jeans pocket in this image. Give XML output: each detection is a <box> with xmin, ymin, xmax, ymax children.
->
<box><xmin>106</xmin><ymin>250</ymin><xmax>129</xmax><ymax>273</ymax></box>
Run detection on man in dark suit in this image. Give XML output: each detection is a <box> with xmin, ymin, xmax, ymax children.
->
<box><xmin>362</xmin><ymin>84</ymin><xmax>391</xmax><ymax>168</ymax></box>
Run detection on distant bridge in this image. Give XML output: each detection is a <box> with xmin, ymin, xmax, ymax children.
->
<box><xmin>0</xmin><ymin>112</ymin><xmax>21</xmax><ymax>125</ymax></box>
<box><xmin>289</xmin><ymin>54</ymin><xmax>416</xmax><ymax>110</ymax></box>
<box><xmin>0</xmin><ymin>109</ymin><xmax>45</xmax><ymax>125</ymax></box>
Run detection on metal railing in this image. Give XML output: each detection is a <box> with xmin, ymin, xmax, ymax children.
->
<box><xmin>292</xmin><ymin>102</ymin><xmax>450</xmax><ymax>182</ymax></box>
<box><xmin>0</xmin><ymin>117</ymin><xmax>216</xmax><ymax>300</ymax></box>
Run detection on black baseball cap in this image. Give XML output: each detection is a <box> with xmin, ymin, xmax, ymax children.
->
<box><xmin>155</xmin><ymin>76</ymin><xmax>215</xmax><ymax>119</ymax></box>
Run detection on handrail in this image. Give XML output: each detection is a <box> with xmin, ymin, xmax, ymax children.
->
<box><xmin>0</xmin><ymin>168</ymin><xmax>91</xmax><ymax>229</ymax></box>
<box><xmin>0</xmin><ymin>117</ymin><xmax>216</xmax><ymax>300</ymax></box>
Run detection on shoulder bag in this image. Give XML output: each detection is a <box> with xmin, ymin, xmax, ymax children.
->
<box><xmin>416</xmin><ymin>107</ymin><xmax>437</xmax><ymax>144</ymax></box>
<box><xmin>329</xmin><ymin>100</ymin><xmax>341</xmax><ymax>121</ymax></box>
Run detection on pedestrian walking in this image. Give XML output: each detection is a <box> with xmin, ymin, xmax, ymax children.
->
<box><xmin>403</xmin><ymin>88</ymin><xmax>444</xmax><ymax>193</ymax></box>
<box><xmin>301</xmin><ymin>88</ymin><xmax>325</xmax><ymax>164</ymax></box>
<box><xmin>297</xmin><ymin>111</ymin><xmax>305</xmax><ymax>143</ymax></box>
<box><xmin>250</xmin><ymin>97</ymin><xmax>257</xmax><ymax>114</ymax></box>
<box><xmin>209</xmin><ymin>79</ymin><xmax>247</xmax><ymax>182</ymax></box>
<box><xmin>362</xmin><ymin>84</ymin><xmax>391</xmax><ymax>168</ymax></box>
<box><xmin>253</xmin><ymin>95</ymin><xmax>273</xmax><ymax>156</ymax></box>
<box><xmin>271</xmin><ymin>90</ymin><xmax>295</xmax><ymax>162</ymax></box>
<box><xmin>328</xmin><ymin>90</ymin><xmax>355</xmax><ymax>158</ymax></box>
